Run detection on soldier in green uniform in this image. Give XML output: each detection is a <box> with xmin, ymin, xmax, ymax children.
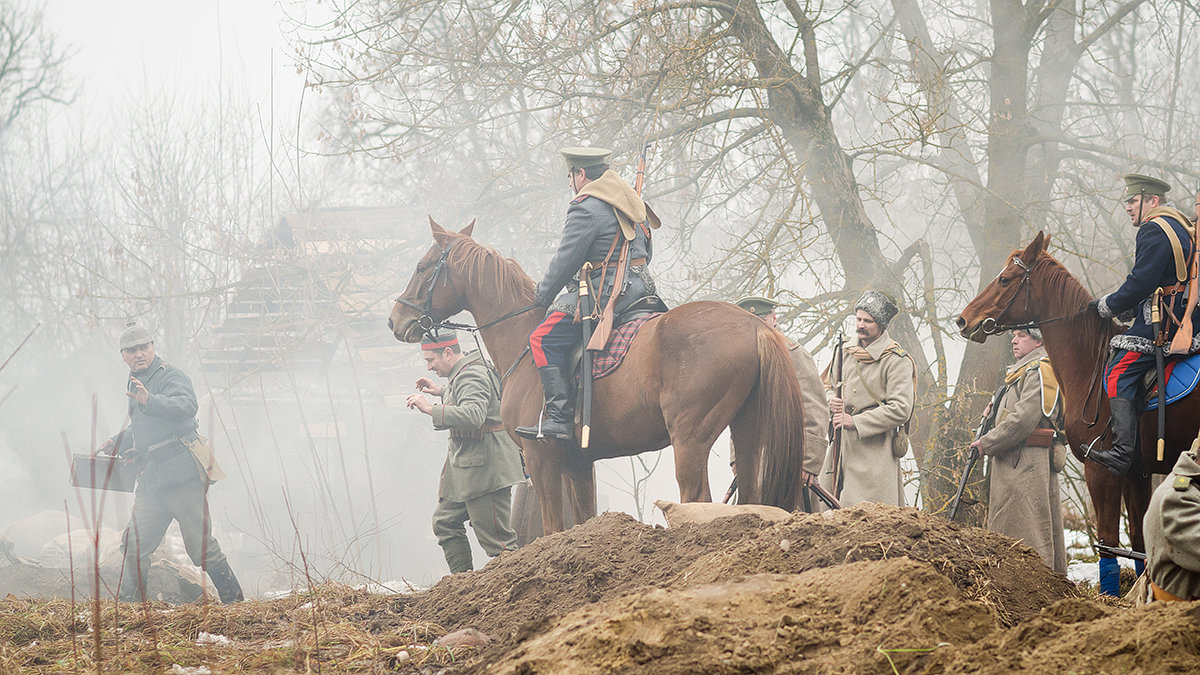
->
<box><xmin>732</xmin><ymin>297</ymin><xmax>827</xmax><ymax>491</ymax></box>
<box><xmin>407</xmin><ymin>329</ymin><xmax>525</xmax><ymax>573</ymax></box>
<box><xmin>99</xmin><ymin>324</ymin><xmax>243</xmax><ymax>603</ymax></box>
<box><xmin>1143</xmin><ymin>438</ymin><xmax>1200</xmax><ymax>601</ymax></box>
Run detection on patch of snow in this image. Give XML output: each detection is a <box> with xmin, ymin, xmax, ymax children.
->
<box><xmin>195</xmin><ymin>632</ymin><xmax>233</xmax><ymax>646</ymax></box>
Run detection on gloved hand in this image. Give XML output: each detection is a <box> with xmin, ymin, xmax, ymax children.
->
<box><xmin>96</xmin><ymin>438</ymin><xmax>116</xmax><ymax>456</ymax></box>
<box><xmin>1085</xmin><ymin>298</ymin><xmax>1101</xmax><ymax>316</ymax></box>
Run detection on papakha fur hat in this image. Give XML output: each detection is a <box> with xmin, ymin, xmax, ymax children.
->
<box><xmin>854</xmin><ymin>290</ymin><xmax>899</xmax><ymax>329</ymax></box>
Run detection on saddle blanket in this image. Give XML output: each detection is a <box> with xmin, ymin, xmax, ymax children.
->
<box><xmin>593</xmin><ymin>313</ymin><xmax>663</xmax><ymax>379</ymax></box>
<box><xmin>1144</xmin><ymin>353</ymin><xmax>1200</xmax><ymax>411</ymax></box>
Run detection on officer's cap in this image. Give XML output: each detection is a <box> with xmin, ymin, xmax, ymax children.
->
<box><xmin>421</xmin><ymin>328</ymin><xmax>460</xmax><ymax>351</ymax></box>
<box><xmin>119</xmin><ymin>323</ymin><xmax>153</xmax><ymax>351</ymax></box>
<box><xmin>735</xmin><ymin>296</ymin><xmax>779</xmax><ymax>317</ymax></box>
<box><xmin>1123</xmin><ymin>173</ymin><xmax>1171</xmax><ymax>200</ymax></box>
<box><xmin>561</xmin><ymin>146</ymin><xmax>611</xmax><ymax>171</ymax></box>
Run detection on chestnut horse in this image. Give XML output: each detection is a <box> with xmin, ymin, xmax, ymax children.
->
<box><xmin>388</xmin><ymin>220</ymin><xmax>808</xmax><ymax>534</ymax></box>
<box><xmin>957</xmin><ymin>232</ymin><xmax>1200</xmax><ymax>576</ymax></box>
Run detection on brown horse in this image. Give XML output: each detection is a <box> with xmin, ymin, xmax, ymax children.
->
<box><xmin>388</xmin><ymin>219</ymin><xmax>808</xmax><ymax>534</ymax></box>
<box><xmin>957</xmin><ymin>232</ymin><xmax>1200</xmax><ymax>572</ymax></box>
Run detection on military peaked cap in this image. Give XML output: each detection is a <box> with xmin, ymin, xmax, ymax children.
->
<box><xmin>119</xmin><ymin>323</ymin><xmax>153</xmax><ymax>350</ymax></box>
<box><xmin>1123</xmin><ymin>173</ymin><xmax>1171</xmax><ymax>199</ymax></box>
<box><xmin>421</xmin><ymin>328</ymin><xmax>460</xmax><ymax>351</ymax></box>
<box><xmin>561</xmin><ymin>146</ymin><xmax>611</xmax><ymax>171</ymax></box>
<box><xmin>735</xmin><ymin>296</ymin><xmax>779</xmax><ymax>317</ymax></box>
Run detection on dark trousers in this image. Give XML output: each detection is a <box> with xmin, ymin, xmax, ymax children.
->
<box><xmin>530</xmin><ymin>311</ymin><xmax>577</xmax><ymax>368</ymax></box>
<box><xmin>1105</xmin><ymin>348</ymin><xmax>1155</xmax><ymax>400</ymax></box>
<box><xmin>118</xmin><ymin>477</ymin><xmax>229</xmax><ymax>600</ymax></box>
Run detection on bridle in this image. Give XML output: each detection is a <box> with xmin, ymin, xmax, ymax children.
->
<box><xmin>980</xmin><ymin>255</ymin><xmax>1082</xmax><ymax>334</ymax></box>
<box><xmin>394</xmin><ymin>240</ymin><xmax>459</xmax><ymax>335</ymax></box>
<box><xmin>393</xmin><ymin>237</ymin><xmax>541</xmax><ymax>387</ymax></box>
<box><xmin>978</xmin><ymin>252</ymin><xmax>1108</xmax><ymax>432</ymax></box>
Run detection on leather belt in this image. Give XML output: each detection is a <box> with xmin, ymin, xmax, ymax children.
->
<box><xmin>587</xmin><ymin>257</ymin><xmax>647</xmax><ymax>268</ymax></box>
<box><xmin>1161</xmin><ymin>282</ymin><xmax>1187</xmax><ymax>296</ymax></box>
<box><xmin>450</xmin><ymin>421</ymin><xmax>507</xmax><ymax>440</ymax></box>
<box><xmin>1025</xmin><ymin>428</ymin><xmax>1055</xmax><ymax>448</ymax></box>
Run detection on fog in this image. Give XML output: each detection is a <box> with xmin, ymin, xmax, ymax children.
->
<box><xmin>2</xmin><ymin>0</ymin><xmax>1199</xmax><ymax>596</ymax></box>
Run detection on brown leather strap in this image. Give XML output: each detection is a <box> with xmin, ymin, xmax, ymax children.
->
<box><xmin>588</xmin><ymin>257</ymin><xmax>647</xmax><ymax>268</ymax></box>
<box><xmin>1151</xmin><ymin>580</ymin><xmax>1187</xmax><ymax>602</ymax></box>
<box><xmin>449</xmin><ymin>421</ymin><xmax>506</xmax><ymax>439</ymax></box>
<box><xmin>1025</xmin><ymin>428</ymin><xmax>1055</xmax><ymax>448</ymax></box>
<box><xmin>481</xmin><ymin>421</ymin><xmax>505</xmax><ymax>433</ymax></box>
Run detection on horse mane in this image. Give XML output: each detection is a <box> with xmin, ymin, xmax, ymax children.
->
<box><xmin>446</xmin><ymin>233</ymin><xmax>537</xmax><ymax>305</ymax></box>
<box><xmin>1030</xmin><ymin>248</ymin><xmax>1119</xmax><ymax>343</ymax></box>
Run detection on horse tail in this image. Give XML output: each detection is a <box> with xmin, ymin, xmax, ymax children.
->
<box><xmin>754</xmin><ymin>325</ymin><xmax>806</xmax><ymax>510</ymax></box>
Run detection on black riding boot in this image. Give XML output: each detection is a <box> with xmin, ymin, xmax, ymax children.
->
<box><xmin>516</xmin><ymin>366</ymin><xmax>574</xmax><ymax>440</ymax></box>
<box><xmin>1088</xmin><ymin>397</ymin><xmax>1138</xmax><ymax>477</ymax></box>
<box><xmin>206</xmin><ymin>558</ymin><xmax>245</xmax><ymax>604</ymax></box>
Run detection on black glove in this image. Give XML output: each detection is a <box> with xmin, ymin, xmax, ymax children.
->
<box><xmin>1085</xmin><ymin>298</ymin><xmax>1101</xmax><ymax>316</ymax></box>
<box><xmin>533</xmin><ymin>289</ymin><xmax>553</xmax><ymax>308</ymax></box>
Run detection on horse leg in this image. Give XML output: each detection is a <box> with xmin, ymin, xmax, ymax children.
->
<box><xmin>729</xmin><ymin>402</ymin><xmax>763</xmax><ymax>504</ymax></box>
<box><xmin>523</xmin><ymin>443</ymin><xmax>567</xmax><ymax>535</ymax></box>
<box><xmin>1124</xmin><ymin>473</ymin><xmax>1153</xmax><ymax>576</ymax></box>
<box><xmin>1085</xmin><ymin>460</ymin><xmax>1125</xmax><ymax>595</ymax></box>
<box><xmin>563</xmin><ymin>452</ymin><xmax>597</xmax><ymax>526</ymax></box>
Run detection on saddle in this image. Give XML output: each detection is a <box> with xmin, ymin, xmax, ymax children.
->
<box><xmin>1142</xmin><ymin>353</ymin><xmax>1200</xmax><ymax>411</ymax></box>
<box><xmin>566</xmin><ymin>295</ymin><xmax>669</xmax><ymax>382</ymax></box>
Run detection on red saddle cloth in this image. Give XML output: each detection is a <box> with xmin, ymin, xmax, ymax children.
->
<box><xmin>592</xmin><ymin>313</ymin><xmax>662</xmax><ymax>379</ymax></box>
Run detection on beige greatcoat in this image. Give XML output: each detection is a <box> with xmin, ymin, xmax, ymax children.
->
<box><xmin>1144</xmin><ymin>449</ymin><xmax>1200</xmax><ymax>600</ymax></box>
<box><xmin>975</xmin><ymin>346</ymin><xmax>1067</xmax><ymax>575</ymax></box>
<box><xmin>729</xmin><ymin>336</ymin><xmax>828</xmax><ymax>477</ymax></box>
<box><xmin>820</xmin><ymin>329</ymin><xmax>914</xmax><ymax>507</ymax></box>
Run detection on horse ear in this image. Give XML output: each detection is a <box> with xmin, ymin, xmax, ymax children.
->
<box><xmin>430</xmin><ymin>216</ymin><xmax>452</xmax><ymax>245</ymax></box>
<box><xmin>459</xmin><ymin>219</ymin><xmax>476</xmax><ymax>238</ymax></box>
<box><xmin>1022</xmin><ymin>231</ymin><xmax>1046</xmax><ymax>262</ymax></box>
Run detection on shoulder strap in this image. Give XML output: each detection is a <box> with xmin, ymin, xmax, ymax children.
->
<box><xmin>1151</xmin><ymin>217</ymin><xmax>1188</xmax><ymax>283</ymax></box>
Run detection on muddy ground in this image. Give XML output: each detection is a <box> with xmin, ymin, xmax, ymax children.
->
<box><xmin>3</xmin><ymin>503</ymin><xmax>1199</xmax><ymax>673</ymax></box>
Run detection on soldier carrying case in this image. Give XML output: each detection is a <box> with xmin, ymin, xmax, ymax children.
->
<box><xmin>69</xmin><ymin>454</ymin><xmax>137</xmax><ymax>493</ymax></box>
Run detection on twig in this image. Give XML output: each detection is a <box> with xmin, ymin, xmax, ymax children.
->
<box><xmin>0</xmin><ymin>323</ymin><xmax>39</xmax><ymax>374</ymax></box>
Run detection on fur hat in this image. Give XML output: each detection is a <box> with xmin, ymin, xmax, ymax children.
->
<box><xmin>854</xmin><ymin>290</ymin><xmax>899</xmax><ymax>329</ymax></box>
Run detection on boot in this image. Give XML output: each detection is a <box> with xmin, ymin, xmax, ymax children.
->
<box><xmin>516</xmin><ymin>366</ymin><xmax>575</xmax><ymax>440</ymax></box>
<box><xmin>1088</xmin><ymin>397</ymin><xmax>1138</xmax><ymax>477</ymax></box>
<box><xmin>206</xmin><ymin>558</ymin><xmax>245</xmax><ymax>603</ymax></box>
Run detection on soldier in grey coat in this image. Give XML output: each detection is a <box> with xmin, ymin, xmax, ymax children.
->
<box><xmin>1144</xmin><ymin>442</ymin><xmax>1200</xmax><ymax>601</ymax></box>
<box><xmin>516</xmin><ymin>146</ymin><xmax>656</xmax><ymax>441</ymax></box>
<box><xmin>99</xmin><ymin>324</ymin><xmax>243</xmax><ymax>603</ymax></box>
<box><xmin>407</xmin><ymin>330</ymin><xmax>525</xmax><ymax>573</ymax></box>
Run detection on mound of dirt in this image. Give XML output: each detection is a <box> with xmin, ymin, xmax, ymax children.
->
<box><xmin>399</xmin><ymin>503</ymin><xmax>1074</xmax><ymax>648</ymax></box>
<box><xmin>680</xmin><ymin>502</ymin><xmax>1075</xmax><ymax>626</ymax></box>
<box><xmin>483</xmin><ymin>557</ymin><xmax>997</xmax><ymax>675</ymax></box>
<box><xmin>918</xmin><ymin>598</ymin><xmax>1200</xmax><ymax>673</ymax></box>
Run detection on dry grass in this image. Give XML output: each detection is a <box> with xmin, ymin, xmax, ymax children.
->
<box><xmin>0</xmin><ymin>583</ymin><xmax>472</xmax><ymax>673</ymax></box>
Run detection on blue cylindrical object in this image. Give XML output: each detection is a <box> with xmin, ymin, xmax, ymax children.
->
<box><xmin>1099</xmin><ymin>556</ymin><xmax>1121</xmax><ymax>596</ymax></box>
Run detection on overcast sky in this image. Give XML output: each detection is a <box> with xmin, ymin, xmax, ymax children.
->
<box><xmin>42</xmin><ymin>0</ymin><xmax>306</xmax><ymax>119</ymax></box>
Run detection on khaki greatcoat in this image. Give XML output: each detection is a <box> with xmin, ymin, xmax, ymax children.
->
<box><xmin>1144</xmin><ymin>449</ymin><xmax>1200</xmax><ymax>600</ymax></box>
<box><xmin>820</xmin><ymin>329</ymin><xmax>914</xmax><ymax>507</ymax></box>
<box><xmin>975</xmin><ymin>346</ymin><xmax>1067</xmax><ymax>575</ymax></box>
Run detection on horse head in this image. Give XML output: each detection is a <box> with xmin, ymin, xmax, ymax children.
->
<box><xmin>957</xmin><ymin>231</ymin><xmax>1051</xmax><ymax>343</ymax></box>
<box><xmin>388</xmin><ymin>217</ymin><xmax>476</xmax><ymax>343</ymax></box>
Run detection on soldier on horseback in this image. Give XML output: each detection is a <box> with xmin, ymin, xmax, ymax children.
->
<box><xmin>1087</xmin><ymin>173</ymin><xmax>1196</xmax><ymax>477</ymax></box>
<box><xmin>516</xmin><ymin>147</ymin><xmax>657</xmax><ymax>441</ymax></box>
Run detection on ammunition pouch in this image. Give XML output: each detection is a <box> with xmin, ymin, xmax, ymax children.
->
<box><xmin>1025</xmin><ymin>428</ymin><xmax>1055</xmax><ymax>448</ymax></box>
